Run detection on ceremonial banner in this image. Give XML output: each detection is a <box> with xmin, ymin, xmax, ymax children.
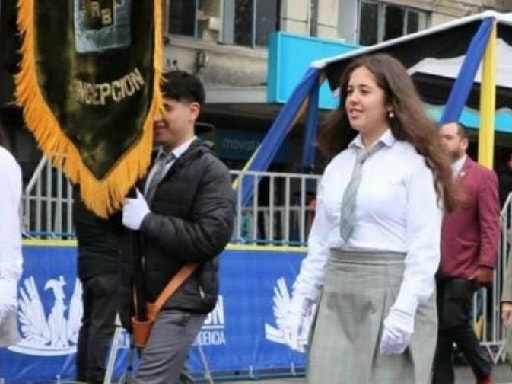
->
<box><xmin>16</xmin><ymin>0</ymin><xmax>163</xmax><ymax>217</ymax></box>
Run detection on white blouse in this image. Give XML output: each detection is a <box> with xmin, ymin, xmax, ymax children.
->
<box><xmin>0</xmin><ymin>146</ymin><xmax>23</xmax><ymax>309</ymax></box>
<box><xmin>294</xmin><ymin>129</ymin><xmax>442</xmax><ymax>315</ymax></box>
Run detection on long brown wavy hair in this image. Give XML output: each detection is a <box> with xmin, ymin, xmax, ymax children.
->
<box><xmin>318</xmin><ymin>53</ymin><xmax>459</xmax><ymax>212</ymax></box>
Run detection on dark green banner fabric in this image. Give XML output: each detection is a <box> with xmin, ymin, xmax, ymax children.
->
<box><xmin>35</xmin><ymin>0</ymin><xmax>154</xmax><ymax>179</ymax></box>
<box><xmin>16</xmin><ymin>0</ymin><xmax>163</xmax><ymax>217</ymax></box>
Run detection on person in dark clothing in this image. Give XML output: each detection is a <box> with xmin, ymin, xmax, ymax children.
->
<box><xmin>73</xmin><ymin>191</ymin><xmax>123</xmax><ymax>384</ymax></box>
<box><xmin>122</xmin><ymin>70</ymin><xmax>235</xmax><ymax>384</ymax></box>
<box><xmin>498</xmin><ymin>153</ymin><xmax>512</xmax><ymax>208</ymax></box>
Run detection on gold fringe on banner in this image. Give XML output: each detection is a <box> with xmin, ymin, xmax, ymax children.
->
<box><xmin>15</xmin><ymin>0</ymin><xmax>163</xmax><ymax>218</ymax></box>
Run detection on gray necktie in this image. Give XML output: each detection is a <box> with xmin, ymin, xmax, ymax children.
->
<box><xmin>339</xmin><ymin>142</ymin><xmax>384</xmax><ymax>242</ymax></box>
<box><xmin>145</xmin><ymin>152</ymin><xmax>176</xmax><ymax>202</ymax></box>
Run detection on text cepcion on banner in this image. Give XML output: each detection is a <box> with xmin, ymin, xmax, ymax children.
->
<box><xmin>73</xmin><ymin>67</ymin><xmax>145</xmax><ymax>106</ymax></box>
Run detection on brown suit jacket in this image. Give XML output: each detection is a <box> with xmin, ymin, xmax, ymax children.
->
<box><xmin>440</xmin><ymin>157</ymin><xmax>500</xmax><ymax>279</ymax></box>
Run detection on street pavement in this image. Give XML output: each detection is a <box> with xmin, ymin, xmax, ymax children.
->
<box><xmin>214</xmin><ymin>364</ymin><xmax>512</xmax><ymax>383</ymax></box>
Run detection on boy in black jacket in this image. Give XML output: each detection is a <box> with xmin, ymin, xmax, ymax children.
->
<box><xmin>122</xmin><ymin>71</ymin><xmax>235</xmax><ymax>383</ymax></box>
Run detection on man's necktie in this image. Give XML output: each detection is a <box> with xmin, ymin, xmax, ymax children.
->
<box><xmin>145</xmin><ymin>152</ymin><xmax>176</xmax><ymax>202</ymax></box>
<box><xmin>339</xmin><ymin>142</ymin><xmax>384</xmax><ymax>242</ymax></box>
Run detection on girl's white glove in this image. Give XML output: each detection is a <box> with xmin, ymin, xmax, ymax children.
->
<box><xmin>283</xmin><ymin>296</ymin><xmax>314</xmax><ymax>352</ymax></box>
<box><xmin>380</xmin><ymin>308</ymin><xmax>414</xmax><ymax>355</ymax></box>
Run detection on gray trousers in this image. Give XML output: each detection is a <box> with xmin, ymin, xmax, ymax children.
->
<box><xmin>134</xmin><ymin>310</ymin><xmax>207</xmax><ymax>384</ymax></box>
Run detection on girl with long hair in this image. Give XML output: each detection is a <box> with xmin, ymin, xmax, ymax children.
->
<box><xmin>283</xmin><ymin>53</ymin><xmax>459</xmax><ymax>383</ymax></box>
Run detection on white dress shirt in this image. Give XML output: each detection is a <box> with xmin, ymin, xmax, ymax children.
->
<box><xmin>452</xmin><ymin>154</ymin><xmax>467</xmax><ymax>177</ymax></box>
<box><xmin>144</xmin><ymin>136</ymin><xmax>197</xmax><ymax>195</ymax></box>
<box><xmin>0</xmin><ymin>146</ymin><xmax>23</xmax><ymax>309</ymax></box>
<box><xmin>294</xmin><ymin>129</ymin><xmax>442</xmax><ymax>315</ymax></box>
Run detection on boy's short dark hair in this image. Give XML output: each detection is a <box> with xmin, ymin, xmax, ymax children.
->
<box><xmin>161</xmin><ymin>70</ymin><xmax>205</xmax><ymax>106</ymax></box>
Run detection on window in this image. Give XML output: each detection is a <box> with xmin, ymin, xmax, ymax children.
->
<box><xmin>384</xmin><ymin>5</ymin><xmax>404</xmax><ymax>41</ymax></box>
<box><xmin>233</xmin><ymin>0</ymin><xmax>253</xmax><ymax>46</ymax></box>
<box><xmin>255</xmin><ymin>0</ymin><xmax>280</xmax><ymax>46</ymax></box>
<box><xmin>227</xmin><ymin>0</ymin><xmax>281</xmax><ymax>47</ymax></box>
<box><xmin>164</xmin><ymin>0</ymin><xmax>281</xmax><ymax>48</ymax></box>
<box><xmin>359</xmin><ymin>1</ymin><xmax>379</xmax><ymax>46</ymax></box>
<box><xmin>359</xmin><ymin>1</ymin><xmax>429</xmax><ymax>46</ymax></box>
<box><xmin>166</xmin><ymin>0</ymin><xmax>201</xmax><ymax>37</ymax></box>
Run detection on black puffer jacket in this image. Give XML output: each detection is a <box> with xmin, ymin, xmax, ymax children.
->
<box><xmin>138</xmin><ymin>139</ymin><xmax>235</xmax><ymax>313</ymax></box>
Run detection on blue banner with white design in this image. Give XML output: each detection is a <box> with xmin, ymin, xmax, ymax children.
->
<box><xmin>0</xmin><ymin>243</ymin><xmax>309</xmax><ymax>382</ymax></box>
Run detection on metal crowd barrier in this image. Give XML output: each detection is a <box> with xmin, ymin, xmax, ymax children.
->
<box><xmin>22</xmin><ymin>156</ymin><xmax>321</xmax><ymax>245</ymax></box>
<box><xmin>489</xmin><ymin>191</ymin><xmax>512</xmax><ymax>363</ymax></box>
<box><xmin>22</xmin><ymin>156</ymin><xmax>74</xmax><ymax>239</ymax></box>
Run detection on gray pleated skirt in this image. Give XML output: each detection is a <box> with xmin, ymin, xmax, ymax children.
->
<box><xmin>307</xmin><ymin>249</ymin><xmax>437</xmax><ymax>384</ymax></box>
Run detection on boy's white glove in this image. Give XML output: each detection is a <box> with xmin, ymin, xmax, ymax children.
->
<box><xmin>122</xmin><ymin>189</ymin><xmax>150</xmax><ymax>230</ymax></box>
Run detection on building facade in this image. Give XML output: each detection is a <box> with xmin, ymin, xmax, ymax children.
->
<box><xmin>2</xmin><ymin>0</ymin><xmax>512</xmax><ymax>177</ymax></box>
<box><xmin>163</xmin><ymin>0</ymin><xmax>512</xmax><ymax>93</ymax></box>
<box><xmin>161</xmin><ymin>0</ymin><xmax>512</xmax><ymax>171</ymax></box>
